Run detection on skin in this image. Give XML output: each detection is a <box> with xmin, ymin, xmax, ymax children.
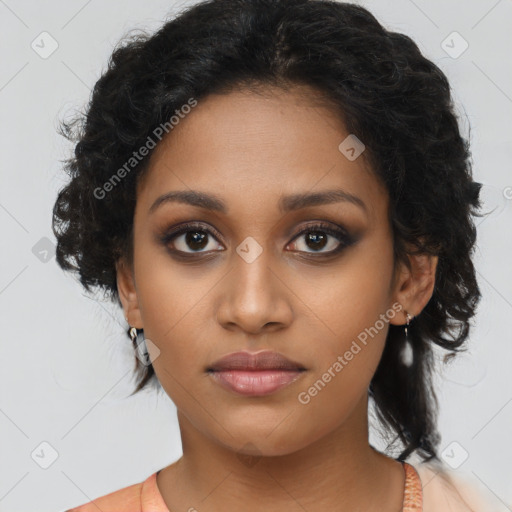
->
<box><xmin>116</xmin><ymin>84</ymin><xmax>438</xmax><ymax>511</ymax></box>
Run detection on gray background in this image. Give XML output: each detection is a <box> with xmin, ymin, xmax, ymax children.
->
<box><xmin>0</xmin><ymin>0</ymin><xmax>511</xmax><ymax>510</ymax></box>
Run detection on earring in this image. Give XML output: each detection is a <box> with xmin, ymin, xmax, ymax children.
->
<box><xmin>400</xmin><ymin>312</ymin><xmax>414</xmax><ymax>367</ymax></box>
<box><xmin>129</xmin><ymin>326</ymin><xmax>151</xmax><ymax>366</ymax></box>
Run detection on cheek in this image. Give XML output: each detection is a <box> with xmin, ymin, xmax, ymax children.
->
<box><xmin>301</xmin><ymin>236</ymin><xmax>395</xmax><ymax>360</ymax></box>
<box><xmin>132</xmin><ymin>241</ymin><xmax>217</xmax><ymax>391</ymax></box>
<box><xmin>133</xmin><ymin>232</ymin><xmax>217</xmax><ymax>343</ymax></box>
<box><xmin>293</xmin><ymin>235</ymin><xmax>395</xmax><ymax>412</ymax></box>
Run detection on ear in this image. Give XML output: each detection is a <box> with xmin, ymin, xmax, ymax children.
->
<box><xmin>116</xmin><ymin>257</ymin><xmax>144</xmax><ymax>329</ymax></box>
<box><xmin>388</xmin><ymin>246</ymin><xmax>439</xmax><ymax>326</ymax></box>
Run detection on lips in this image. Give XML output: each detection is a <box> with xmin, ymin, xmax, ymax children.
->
<box><xmin>206</xmin><ymin>351</ymin><xmax>306</xmax><ymax>397</ymax></box>
<box><xmin>206</xmin><ymin>350</ymin><xmax>306</xmax><ymax>372</ymax></box>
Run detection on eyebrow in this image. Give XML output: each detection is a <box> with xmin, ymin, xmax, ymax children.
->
<box><xmin>148</xmin><ymin>188</ymin><xmax>368</xmax><ymax>215</ymax></box>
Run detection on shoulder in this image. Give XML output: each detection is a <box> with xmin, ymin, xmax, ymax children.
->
<box><xmin>65</xmin><ymin>471</ymin><xmax>168</xmax><ymax>512</ymax></box>
<box><xmin>65</xmin><ymin>474</ymin><xmax>148</xmax><ymax>512</ymax></box>
<box><xmin>412</xmin><ymin>459</ymin><xmax>500</xmax><ymax>511</ymax></box>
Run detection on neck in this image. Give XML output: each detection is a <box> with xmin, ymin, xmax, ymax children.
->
<box><xmin>157</xmin><ymin>393</ymin><xmax>405</xmax><ymax>511</ymax></box>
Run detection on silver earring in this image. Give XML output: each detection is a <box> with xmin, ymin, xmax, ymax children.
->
<box><xmin>129</xmin><ymin>326</ymin><xmax>151</xmax><ymax>366</ymax></box>
<box><xmin>400</xmin><ymin>312</ymin><xmax>414</xmax><ymax>367</ymax></box>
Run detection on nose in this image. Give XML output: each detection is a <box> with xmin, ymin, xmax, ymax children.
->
<box><xmin>215</xmin><ymin>248</ymin><xmax>294</xmax><ymax>335</ymax></box>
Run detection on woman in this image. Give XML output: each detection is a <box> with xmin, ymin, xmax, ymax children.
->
<box><xmin>53</xmin><ymin>0</ymin><xmax>496</xmax><ymax>509</ymax></box>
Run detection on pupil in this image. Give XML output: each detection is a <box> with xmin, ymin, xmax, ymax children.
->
<box><xmin>306</xmin><ymin>232</ymin><xmax>327</xmax><ymax>250</ymax></box>
<box><xmin>186</xmin><ymin>231</ymin><xmax>208</xmax><ymax>250</ymax></box>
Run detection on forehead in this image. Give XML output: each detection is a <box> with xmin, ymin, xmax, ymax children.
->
<box><xmin>136</xmin><ymin>86</ymin><xmax>388</xmax><ymax>223</ymax></box>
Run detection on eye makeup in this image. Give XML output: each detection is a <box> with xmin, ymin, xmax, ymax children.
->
<box><xmin>155</xmin><ymin>218</ymin><xmax>360</xmax><ymax>262</ymax></box>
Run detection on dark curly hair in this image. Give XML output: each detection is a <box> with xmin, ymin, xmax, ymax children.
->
<box><xmin>52</xmin><ymin>0</ymin><xmax>484</xmax><ymax>464</ymax></box>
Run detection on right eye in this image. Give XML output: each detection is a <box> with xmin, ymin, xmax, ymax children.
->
<box><xmin>161</xmin><ymin>222</ymin><xmax>225</xmax><ymax>255</ymax></box>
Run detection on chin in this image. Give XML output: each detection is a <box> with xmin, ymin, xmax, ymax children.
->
<box><xmin>217</xmin><ymin>423</ymin><xmax>322</xmax><ymax>459</ymax></box>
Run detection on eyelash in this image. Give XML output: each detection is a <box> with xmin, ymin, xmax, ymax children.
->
<box><xmin>159</xmin><ymin>221</ymin><xmax>355</xmax><ymax>260</ymax></box>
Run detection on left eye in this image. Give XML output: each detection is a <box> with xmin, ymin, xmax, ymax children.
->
<box><xmin>287</xmin><ymin>224</ymin><xmax>349</xmax><ymax>254</ymax></box>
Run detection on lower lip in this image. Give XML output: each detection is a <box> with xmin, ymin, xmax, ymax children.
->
<box><xmin>208</xmin><ymin>369</ymin><xmax>305</xmax><ymax>396</ymax></box>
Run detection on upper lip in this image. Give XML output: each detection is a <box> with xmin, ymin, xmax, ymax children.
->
<box><xmin>207</xmin><ymin>350</ymin><xmax>306</xmax><ymax>372</ymax></box>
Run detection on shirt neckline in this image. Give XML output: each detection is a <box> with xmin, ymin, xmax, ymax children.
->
<box><xmin>402</xmin><ymin>461</ymin><xmax>423</xmax><ymax>510</ymax></box>
<box><xmin>143</xmin><ymin>461</ymin><xmax>423</xmax><ymax>512</ymax></box>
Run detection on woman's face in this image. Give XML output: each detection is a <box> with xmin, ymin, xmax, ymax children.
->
<box><xmin>118</xmin><ymin>85</ymin><xmax>412</xmax><ymax>456</ymax></box>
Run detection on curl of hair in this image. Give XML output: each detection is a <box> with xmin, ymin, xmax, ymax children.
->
<box><xmin>52</xmin><ymin>0</ymin><xmax>483</xmax><ymax>463</ymax></box>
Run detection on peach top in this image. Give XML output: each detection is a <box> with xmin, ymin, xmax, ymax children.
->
<box><xmin>66</xmin><ymin>460</ymin><xmax>499</xmax><ymax>511</ymax></box>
